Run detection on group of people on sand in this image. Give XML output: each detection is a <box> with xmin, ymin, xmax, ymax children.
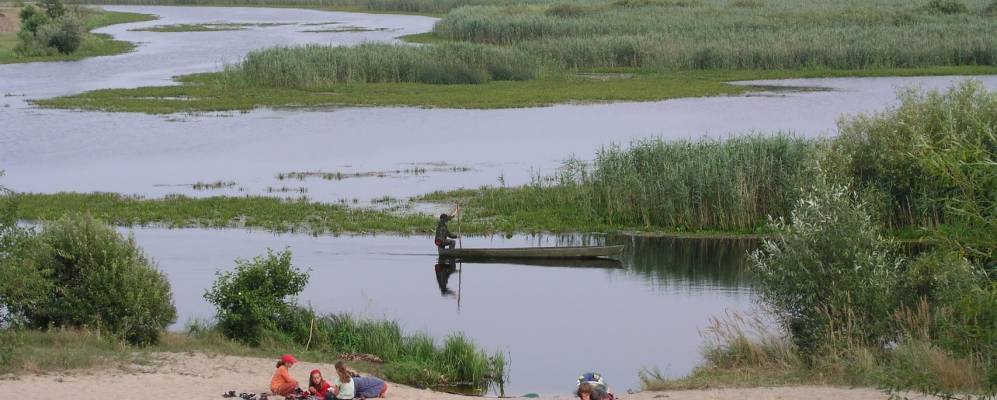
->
<box><xmin>271</xmin><ymin>354</ymin><xmax>388</xmax><ymax>400</ymax></box>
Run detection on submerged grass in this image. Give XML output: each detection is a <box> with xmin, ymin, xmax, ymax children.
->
<box><xmin>34</xmin><ymin>65</ymin><xmax>997</xmax><ymax>113</ymax></box>
<box><xmin>0</xmin><ymin>8</ymin><xmax>156</xmax><ymax>64</ymax></box>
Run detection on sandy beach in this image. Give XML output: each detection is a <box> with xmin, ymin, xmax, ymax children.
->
<box><xmin>0</xmin><ymin>352</ymin><xmax>931</xmax><ymax>400</ymax></box>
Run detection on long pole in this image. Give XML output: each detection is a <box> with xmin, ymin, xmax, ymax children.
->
<box><xmin>456</xmin><ymin>202</ymin><xmax>462</xmax><ymax>311</ymax></box>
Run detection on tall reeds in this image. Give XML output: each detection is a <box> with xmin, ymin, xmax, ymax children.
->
<box><xmin>232</xmin><ymin>42</ymin><xmax>539</xmax><ymax>87</ymax></box>
<box><xmin>584</xmin><ymin>134</ymin><xmax>818</xmax><ymax>232</ymax></box>
<box><xmin>434</xmin><ymin>0</ymin><xmax>997</xmax><ymax>70</ymax></box>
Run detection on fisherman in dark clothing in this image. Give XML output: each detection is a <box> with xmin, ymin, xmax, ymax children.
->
<box><xmin>434</xmin><ymin>204</ymin><xmax>460</xmax><ymax>249</ymax></box>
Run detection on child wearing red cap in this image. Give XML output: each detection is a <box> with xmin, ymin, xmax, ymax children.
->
<box><xmin>308</xmin><ymin>369</ymin><xmax>332</xmax><ymax>398</ymax></box>
<box><xmin>271</xmin><ymin>354</ymin><xmax>300</xmax><ymax>396</ymax></box>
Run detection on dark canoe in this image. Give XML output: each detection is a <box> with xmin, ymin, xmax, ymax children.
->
<box><xmin>462</xmin><ymin>257</ymin><xmax>624</xmax><ymax>269</ymax></box>
<box><xmin>438</xmin><ymin>245</ymin><xmax>624</xmax><ymax>260</ymax></box>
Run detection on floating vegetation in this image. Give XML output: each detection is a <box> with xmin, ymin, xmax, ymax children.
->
<box><xmin>191</xmin><ymin>180</ymin><xmax>237</xmax><ymax>190</ymax></box>
<box><xmin>265</xmin><ymin>186</ymin><xmax>308</xmax><ymax>194</ymax></box>
<box><xmin>301</xmin><ymin>26</ymin><xmax>391</xmax><ymax>33</ymax></box>
<box><xmin>276</xmin><ymin>165</ymin><xmax>470</xmax><ymax>181</ymax></box>
<box><xmin>131</xmin><ymin>22</ymin><xmax>291</xmax><ymax>32</ymax></box>
<box><xmin>299</xmin><ymin>21</ymin><xmax>341</xmax><ymax>26</ymax></box>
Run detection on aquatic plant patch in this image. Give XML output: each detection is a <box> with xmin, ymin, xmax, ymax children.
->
<box><xmin>131</xmin><ymin>22</ymin><xmax>292</xmax><ymax>32</ymax></box>
<box><xmin>34</xmin><ymin>65</ymin><xmax>997</xmax><ymax>113</ymax></box>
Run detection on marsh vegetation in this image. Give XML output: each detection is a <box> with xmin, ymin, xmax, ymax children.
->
<box><xmin>41</xmin><ymin>0</ymin><xmax>997</xmax><ymax>112</ymax></box>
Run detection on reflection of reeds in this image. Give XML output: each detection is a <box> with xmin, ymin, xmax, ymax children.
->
<box><xmin>620</xmin><ymin>236</ymin><xmax>755</xmax><ymax>289</ymax></box>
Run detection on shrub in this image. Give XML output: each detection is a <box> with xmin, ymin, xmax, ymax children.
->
<box><xmin>203</xmin><ymin>249</ymin><xmax>308</xmax><ymax>345</ymax></box>
<box><xmin>0</xmin><ymin>179</ymin><xmax>49</xmax><ymax>326</ymax></box>
<box><xmin>923</xmin><ymin>0</ymin><xmax>968</xmax><ymax>14</ymax></box>
<box><xmin>749</xmin><ymin>176</ymin><xmax>901</xmax><ymax>354</ymax></box>
<box><xmin>41</xmin><ymin>13</ymin><xmax>84</xmax><ymax>54</ymax></box>
<box><xmin>832</xmin><ymin>82</ymin><xmax>996</xmax><ymax>262</ymax></box>
<box><xmin>17</xmin><ymin>5</ymin><xmax>49</xmax><ymax>35</ymax></box>
<box><xmin>40</xmin><ymin>0</ymin><xmax>67</xmax><ymax>19</ymax></box>
<box><xmin>12</xmin><ymin>214</ymin><xmax>176</xmax><ymax>345</ymax></box>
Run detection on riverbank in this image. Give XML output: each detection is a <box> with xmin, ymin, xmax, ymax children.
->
<box><xmin>0</xmin><ymin>348</ymin><xmax>931</xmax><ymax>400</ymax></box>
<box><xmin>0</xmin><ymin>6</ymin><xmax>156</xmax><ymax>64</ymax></box>
<box><xmin>34</xmin><ymin>65</ymin><xmax>997</xmax><ymax>113</ymax></box>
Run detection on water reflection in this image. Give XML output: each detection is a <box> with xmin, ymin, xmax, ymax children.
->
<box><xmin>617</xmin><ymin>236</ymin><xmax>757</xmax><ymax>290</ymax></box>
<box><xmin>435</xmin><ymin>256</ymin><xmax>459</xmax><ymax>297</ymax></box>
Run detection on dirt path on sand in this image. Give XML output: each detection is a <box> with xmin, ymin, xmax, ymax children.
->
<box><xmin>0</xmin><ymin>352</ymin><xmax>931</xmax><ymax>400</ymax></box>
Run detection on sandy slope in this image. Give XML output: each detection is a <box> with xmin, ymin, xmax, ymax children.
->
<box><xmin>0</xmin><ymin>352</ymin><xmax>929</xmax><ymax>400</ymax></box>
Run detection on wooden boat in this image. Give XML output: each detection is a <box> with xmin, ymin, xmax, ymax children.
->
<box><xmin>461</xmin><ymin>257</ymin><xmax>624</xmax><ymax>269</ymax></box>
<box><xmin>438</xmin><ymin>245</ymin><xmax>624</xmax><ymax>260</ymax></box>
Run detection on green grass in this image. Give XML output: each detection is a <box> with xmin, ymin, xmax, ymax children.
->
<box><xmin>397</xmin><ymin>32</ymin><xmax>451</xmax><ymax>44</ymax></box>
<box><xmin>0</xmin><ymin>8</ymin><xmax>157</xmax><ymax>64</ymax></box>
<box><xmin>34</xmin><ymin>65</ymin><xmax>997</xmax><ymax>113</ymax></box>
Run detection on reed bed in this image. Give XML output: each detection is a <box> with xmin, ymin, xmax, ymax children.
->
<box><xmin>231</xmin><ymin>42</ymin><xmax>539</xmax><ymax>87</ymax></box>
<box><xmin>439</xmin><ymin>134</ymin><xmax>819</xmax><ymax>233</ymax></box>
<box><xmin>434</xmin><ymin>0</ymin><xmax>997</xmax><ymax>70</ymax></box>
<box><xmin>585</xmin><ymin>135</ymin><xmax>818</xmax><ymax>231</ymax></box>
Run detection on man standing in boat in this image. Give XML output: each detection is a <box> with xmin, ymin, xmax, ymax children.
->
<box><xmin>435</xmin><ymin>203</ymin><xmax>460</xmax><ymax>249</ymax></box>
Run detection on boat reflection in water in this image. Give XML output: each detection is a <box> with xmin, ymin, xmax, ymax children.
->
<box><xmin>432</xmin><ymin>255</ymin><xmax>625</xmax><ymax>306</ymax></box>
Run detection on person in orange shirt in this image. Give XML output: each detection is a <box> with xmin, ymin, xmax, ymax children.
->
<box><xmin>271</xmin><ymin>354</ymin><xmax>300</xmax><ymax>396</ymax></box>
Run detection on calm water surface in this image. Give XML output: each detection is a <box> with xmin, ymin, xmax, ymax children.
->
<box><xmin>122</xmin><ymin>227</ymin><xmax>755</xmax><ymax>395</ymax></box>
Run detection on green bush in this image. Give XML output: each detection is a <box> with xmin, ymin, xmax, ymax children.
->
<box><xmin>15</xmin><ymin>7</ymin><xmax>84</xmax><ymax>56</ymax></box>
<box><xmin>748</xmin><ymin>176</ymin><xmax>901</xmax><ymax>354</ymax></box>
<box><xmin>0</xmin><ymin>179</ymin><xmax>49</xmax><ymax>326</ymax></box>
<box><xmin>42</xmin><ymin>13</ymin><xmax>84</xmax><ymax>54</ymax></box>
<box><xmin>831</xmin><ymin>82</ymin><xmax>996</xmax><ymax>262</ymax></box>
<box><xmin>203</xmin><ymin>248</ymin><xmax>308</xmax><ymax>345</ymax></box>
<box><xmin>17</xmin><ymin>5</ymin><xmax>50</xmax><ymax>35</ymax></box>
<box><xmin>40</xmin><ymin>0</ymin><xmax>67</xmax><ymax>19</ymax></box>
<box><xmin>10</xmin><ymin>214</ymin><xmax>176</xmax><ymax>345</ymax></box>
